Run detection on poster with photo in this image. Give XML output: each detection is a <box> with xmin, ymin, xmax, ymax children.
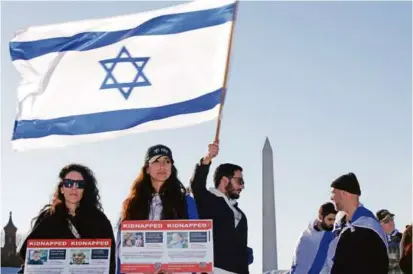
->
<box><xmin>24</xmin><ymin>239</ymin><xmax>111</xmax><ymax>274</ymax></box>
<box><xmin>120</xmin><ymin>220</ymin><xmax>213</xmax><ymax>273</ymax></box>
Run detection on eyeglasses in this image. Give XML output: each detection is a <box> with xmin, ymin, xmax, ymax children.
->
<box><xmin>230</xmin><ymin>176</ymin><xmax>245</xmax><ymax>185</ymax></box>
<box><xmin>63</xmin><ymin>179</ymin><xmax>85</xmax><ymax>189</ymax></box>
<box><xmin>381</xmin><ymin>216</ymin><xmax>394</xmax><ymax>224</ymax></box>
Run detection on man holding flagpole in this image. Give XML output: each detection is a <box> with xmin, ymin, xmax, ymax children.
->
<box><xmin>190</xmin><ymin>142</ymin><xmax>251</xmax><ymax>274</ymax></box>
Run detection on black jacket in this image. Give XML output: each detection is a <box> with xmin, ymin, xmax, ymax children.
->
<box><xmin>190</xmin><ymin>160</ymin><xmax>249</xmax><ymax>274</ymax></box>
<box><xmin>331</xmin><ymin>217</ymin><xmax>389</xmax><ymax>274</ymax></box>
<box><xmin>19</xmin><ymin>207</ymin><xmax>116</xmax><ymax>274</ymax></box>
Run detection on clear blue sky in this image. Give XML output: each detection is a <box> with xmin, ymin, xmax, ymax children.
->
<box><xmin>1</xmin><ymin>1</ymin><xmax>411</xmax><ymax>272</ymax></box>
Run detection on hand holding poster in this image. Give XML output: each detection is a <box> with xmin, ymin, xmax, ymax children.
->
<box><xmin>120</xmin><ymin>220</ymin><xmax>214</xmax><ymax>273</ymax></box>
<box><xmin>24</xmin><ymin>239</ymin><xmax>111</xmax><ymax>274</ymax></box>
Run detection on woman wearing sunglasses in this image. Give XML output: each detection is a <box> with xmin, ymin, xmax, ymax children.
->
<box><xmin>116</xmin><ymin>144</ymin><xmax>199</xmax><ymax>274</ymax></box>
<box><xmin>18</xmin><ymin>164</ymin><xmax>116</xmax><ymax>274</ymax></box>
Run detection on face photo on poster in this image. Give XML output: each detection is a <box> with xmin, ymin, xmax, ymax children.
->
<box><xmin>122</xmin><ymin>232</ymin><xmax>145</xmax><ymax>247</ymax></box>
<box><xmin>167</xmin><ymin>232</ymin><xmax>188</xmax><ymax>249</ymax></box>
<box><xmin>27</xmin><ymin>250</ymin><xmax>48</xmax><ymax>265</ymax></box>
<box><xmin>70</xmin><ymin>249</ymin><xmax>90</xmax><ymax>265</ymax></box>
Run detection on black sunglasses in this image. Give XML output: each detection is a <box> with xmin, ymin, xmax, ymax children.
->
<box><xmin>229</xmin><ymin>176</ymin><xmax>245</xmax><ymax>185</ymax></box>
<box><xmin>62</xmin><ymin>179</ymin><xmax>85</xmax><ymax>189</ymax></box>
<box><xmin>381</xmin><ymin>216</ymin><xmax>394</xmax><ymax>224</ymax></box>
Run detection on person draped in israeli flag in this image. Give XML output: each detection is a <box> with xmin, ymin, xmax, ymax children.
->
<box><xmin>290</xmin><ymin>202</ymin><xmax>337</xmax><ymax>274</ymax></box>
<box><xmin>324</xmin><ymin>173</ymin><xmax>389</xmax><ymax>274</ymax></box>
<box><xmin>9</xmin><ymin>0</ymin><xmax>236</xmax><ymax>151</ymax></box>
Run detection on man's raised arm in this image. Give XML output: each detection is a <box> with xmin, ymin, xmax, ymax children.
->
<box><xmin>190</xmin><ymin>142</ymin><xmax>219</xmax><ymax>199</ymax></box>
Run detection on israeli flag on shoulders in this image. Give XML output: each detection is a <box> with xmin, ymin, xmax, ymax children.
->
<box><xmin>9</xmin><ymin>0</ymin><xmax>236</xmax><ymax>151</ymax></box>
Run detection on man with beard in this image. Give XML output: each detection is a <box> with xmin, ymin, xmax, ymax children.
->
<box><xmin>190</xmin><ymin>142</ymin><xmax>250</xmax><ymax>274</ymax></box>
<box><xmin>327</xmin><ymin>172</ymin><xmax>389</xmax><ymax>274</ymax></box>
<box><xmin>290</xmin><ymin>202</ymin><xmax>337</xmax><ymax>274</ymax></box>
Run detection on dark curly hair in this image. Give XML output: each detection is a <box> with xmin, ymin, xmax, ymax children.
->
<box><xmin>121</xmin><ymin>164</ymin><xmax>187</xmax><ymax>221</ymax></box>
<box><xmin>31</xmin><ymin>163</ymin><xmax>103</xmax><ymax>226</ymax></box>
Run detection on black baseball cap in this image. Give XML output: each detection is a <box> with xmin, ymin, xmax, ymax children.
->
<box><xmin>376</xmin><ymin>209</ymin><xmax>395</xmax><ymax>222</ymax></box>
<box><xmin>145</xmin><ymin>144</ymin><xmax>174</xmax><ymax>164</ymax></box>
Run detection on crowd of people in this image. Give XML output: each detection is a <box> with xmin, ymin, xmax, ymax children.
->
<box><xmin>16</xmin><ymin>142</ymin><xmax>412</xmax><ymax>274</ymax></box>
<box><xmin>290</xmin><ymin>173</ymin><xmax>412</xmax><ymax>274</ymax></box>
<box><xmin>16</xmin><ymin>142</ymin><xmax>251</xmax><ymax>274</ymax></box>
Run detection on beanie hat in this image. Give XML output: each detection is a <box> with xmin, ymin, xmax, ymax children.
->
<box><xmin>330</xmin><ymin>172</ymin><xmax>361</xmax><ymax>196</ymax></box>
<box><xmin>319</xmin><ymin>202</ymin><xmax>337</xmax><ymax>217</ymax></box>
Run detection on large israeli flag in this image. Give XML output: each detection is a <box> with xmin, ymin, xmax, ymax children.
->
<box><xmin>9</xmin><ymin>0</ymin><xmax>235</xmax><ymax>151</ymax></box>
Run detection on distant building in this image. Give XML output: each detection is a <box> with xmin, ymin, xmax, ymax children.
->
<box><xmin>1</xmin><ymin>212</ymin><xmax>23</xmax><ymax>267</ymax></box>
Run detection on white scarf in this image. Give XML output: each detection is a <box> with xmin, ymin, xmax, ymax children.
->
<box><xmin>208</xmin><ymin>188</ymin><xmax>242</xmax><ymax>227</ymax></box>
<box><xmin>149</xmin><ymin>193</ymin><xmax>163</xmax><ymax>220</ymax></box>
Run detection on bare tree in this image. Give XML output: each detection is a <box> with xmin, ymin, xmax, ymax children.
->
<box><xmin>16</xmin><ymin>233</ymin><xmax>25</xmax><ymax>250</ymax></box>
<box><xmin>0</xmin><ymin>231</ymin><xmax>25</xmax><ymax>250</ymax></box>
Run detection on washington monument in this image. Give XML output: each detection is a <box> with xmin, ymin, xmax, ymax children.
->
<box><xmin>262</xmin><ymin>137</ymin><xmax>278</xmax><ymax>272</ymax></box>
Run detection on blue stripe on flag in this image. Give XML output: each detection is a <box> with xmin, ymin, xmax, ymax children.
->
<box><xmin>10</xmin><ymin>3</ymin><xmax>234</xmax><ymax>61</ymax></box>
<box><xmin>308</xmin><ymin>231</ymin><xmax>334</xmax><ymax>274</ymax></box>
<box><xmin>12</xmin><ymin>88</ymin><xmax>222</xmax><ymax>140</ymax></box>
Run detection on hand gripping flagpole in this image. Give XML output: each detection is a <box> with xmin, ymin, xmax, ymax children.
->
<box><xmin>214</xmin><ymin>0</ymin><xmax>239</xmax><ymax>143</ymax></box>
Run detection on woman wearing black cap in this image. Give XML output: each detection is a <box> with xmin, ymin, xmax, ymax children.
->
<box><xmin>115</xmin><ymin>144</ymin><xmax>198</xmax><ymax>274</ymax></box>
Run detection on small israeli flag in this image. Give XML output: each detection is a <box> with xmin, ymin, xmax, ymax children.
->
<box><xmin>9</xmin><ymin>0</ymin><xmax>236</xmax><ymax>151</ymax></box>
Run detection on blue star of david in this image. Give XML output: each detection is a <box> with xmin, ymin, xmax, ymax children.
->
<box><xmin>99</xmin><ymin>46</ymin><xmax>151</xmax><ymax>100</ymax></box>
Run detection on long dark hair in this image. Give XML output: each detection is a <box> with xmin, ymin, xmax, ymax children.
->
<box><xmin>401</xmin><ymin>224</ymin><xmax>412</xmax><ymax>254</ymax></box>
<box><xmin>31</xmin><ymin>163</ymin><xmax>103</xmax><ymax>227</ymax></box>
<box><xmin>121</xmin><ymin>164</ymin><xmax>187</xmax><ymax>221</ymax></box>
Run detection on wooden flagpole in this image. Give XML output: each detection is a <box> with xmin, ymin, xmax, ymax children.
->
<box><xmin>214</xmin><ymin>0</ymin><xmax>239</xmax><ymax>143</ymax></box>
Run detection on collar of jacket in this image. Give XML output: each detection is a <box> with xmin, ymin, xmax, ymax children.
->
<box><xmin>208</xmin><ymin>188</ymin><xmax>242</xmax><ymax>227</ymax></box>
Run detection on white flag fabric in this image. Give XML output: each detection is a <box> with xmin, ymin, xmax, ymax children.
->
<box><xmin>9</xmin><ymin>0</ymin><xmax>235</xmax><ymax>151</ymax></box>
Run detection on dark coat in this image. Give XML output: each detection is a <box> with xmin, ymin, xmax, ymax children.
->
<box><xmin>331</xmin><ymin>216</ymin><xmax>389</xmax><ymax>274</ymax></box>
<box><xmin>190</xmin><ymin>160</ymin><xmax>249</xmax><ymax>274</ymax></box>
<box><xmin>19</xmin><ymin>206</ymin><xmax>116</xmax><ymax>274</ymax></box>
